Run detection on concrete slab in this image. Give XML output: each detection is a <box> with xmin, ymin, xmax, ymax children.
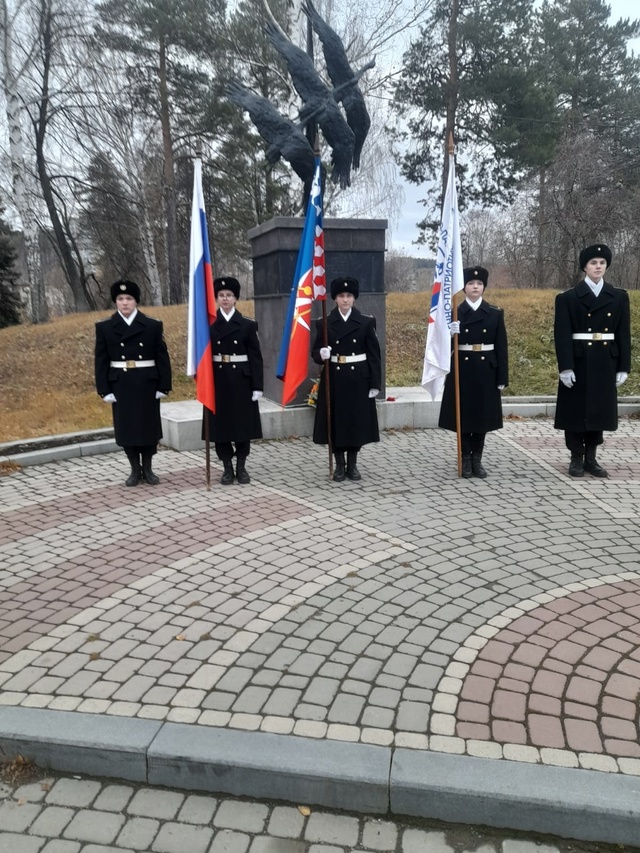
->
<box><xmin>0</xmin><ymin>707</ymin><xmax>162</xmax><ymax>782</ymax></box>
<box><xmin>390</xmin><ymin>748</ymin><xmax>640</xmax><ymax>847</ymax></box>
<box><xmin>148</xmin><ymin>724</ymin><xmax>390</xmax><ymax>814</ymax></box>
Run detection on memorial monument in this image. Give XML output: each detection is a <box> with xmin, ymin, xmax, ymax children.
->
<box><xmin>228</xmin><ymin>0</ymin><xmax>387</xmax><ymax>405</ymax></box>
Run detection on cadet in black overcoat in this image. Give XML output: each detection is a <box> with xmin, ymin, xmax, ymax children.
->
<box><xmin>439</xmin><ymin>266</ymin><xmax>508</xmax><ymax>478</ymax></box>
<box><xmin>203</xmin><ymin>277</ymin><xmax>263</xmax><ymax>485</ymax></box>
<box><xmin>95</xmin><ymin>280</ymin><xmax>172</xmax><ymax>486</ymax></box>
<box><xmin>554</xmin><ymin>243</ymin><xmax>631</xmax><ymax>478</ymax></box>
<box><xmin>311</xmin><ymin>276</ymin><xmax>381</xmax><ymax>482</ymax></box>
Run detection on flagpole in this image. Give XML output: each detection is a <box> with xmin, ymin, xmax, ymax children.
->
<box><xmin>446</xmin><ymin>134</ymin><xmax>463</xmax><ymax>477</ymax></box>
<box><xmin>321</xmin><ymin>299</ymin><xmax>334</xmax><ymax>477</ymax></box>
<box><xmin>204</xmin><ymin>407</ymin><xmax>211</xmax><ymax>490</ymax></box>
<box><xmin>312</xmin><ymin>133</ymin><xmax>333</xmax><ymax>479</ymax></box>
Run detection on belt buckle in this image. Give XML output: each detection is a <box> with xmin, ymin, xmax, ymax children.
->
<box><xmin>222</xmin><ymin>354</ymin><xmax>231</xmax><ymax>363</ymax></box>
<box><xmin>593</xmin><ymin>333</ymin><xmax>602</xmax><ymax>341</ymax></box>
<box><xmin>125</xmin><ymin>360</ymin><xmax>137</xmax><ymax>368</ymax></box>
<box><xmin>472</xmin><ymin>344</ymin><xmax>482</xmax><ymax>352</ymax></box>
<box><xmin>337</xmin><ymin>355</ymin><xmax>347</xmax><ymax>364</ymax></box>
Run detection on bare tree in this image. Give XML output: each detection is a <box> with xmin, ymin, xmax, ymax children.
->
<box><xmin>67</xmin><ymin>52</ymin><xmax>164</xmax><ymax>304</ymax></box>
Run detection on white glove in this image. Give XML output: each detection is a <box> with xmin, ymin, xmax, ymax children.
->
<box><xmin>102</xmin><ymin>393</ymin><xmax>116</xmax><ymax>403</ymax></box>
<box><xmin>320</xmin><ymin>346</ymin><xmax>331</xmax><ymax>360</ymax></box>
<box><xmin>368</xmin><ymin>389</ymin><xmax>379</xmax><ymax>398</ymax></box>
<box><xmin>616</xmin><ymin>372</ymin><xmax>628</xmax><ymax>387</ymax></box>
<box><xmin>559</xmin><ymin>370</ymin><xmax>576</xmax><ymax>388</ymax></box>
<box><xmin>497</xmin><ymin>385</ymin><xmax>505</xmax><ymax>391</ymax></box>
<box><xmin>155</xmin><ymin>391</ymin><xmax>167</xmax><ymax>399</ymax></box>
<box><xmin>448</xmin><ymin>321</ymin><xmax>460</xmax><ymax>336</ymax></box>
<box><xmin>252</xmin><ymin>390</ymin><xmax>263</xmax><ymax>402</ymax></box>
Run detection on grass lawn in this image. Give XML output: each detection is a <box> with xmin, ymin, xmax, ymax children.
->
<box><xmin>2</xmin><ymin>291</ymin><xmax>639</xmax><ymax>442</ymax></box>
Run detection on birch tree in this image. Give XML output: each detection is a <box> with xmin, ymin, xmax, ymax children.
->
<box><xmin>0</xmin><ymin>0</ymin><xmax>47</xmax><ymax>321</ymax></box>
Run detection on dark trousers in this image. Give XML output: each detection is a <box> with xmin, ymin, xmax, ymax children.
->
<box><xmin>564</xmin><ymin>431</ymin><xmax>603</xmax><ymax>454</ymax></box>
<box><xmin>461</xmin><ymin>433</ymin><xmax>486</xmax><ymax>455</ymax></box>
<box><xmin>215</xmin><ymin>441</ymin><xmax>250</xmax><ymax>462</ymax></box>
<box><xmin>124</xmin><ymin>444</ymin><xmax>156</xmax><ymax>459</ymax></box>
<box><xmin>334</xmin><ymin>445</ymin><xmax>361</xmax><ymax>454</ymax></box>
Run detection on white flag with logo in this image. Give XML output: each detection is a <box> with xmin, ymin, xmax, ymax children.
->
<box><xmin>421</xmin><ymin>154</ymin><xmax>464</xmax><ymax>400</ymax></box>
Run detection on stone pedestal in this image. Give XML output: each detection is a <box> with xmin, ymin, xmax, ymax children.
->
<box><xmin>248</xmin><ymin>217</ymin><xmax>387</xmax><ymax>405</ymax></box>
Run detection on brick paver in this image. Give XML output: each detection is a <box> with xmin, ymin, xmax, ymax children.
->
<box><xmin>2</xmin><ymin>420</ymin><xmax>640</xmax><ymax>781</ymax></box>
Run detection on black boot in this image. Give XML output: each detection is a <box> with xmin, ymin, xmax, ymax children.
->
<box><xmin>471</xmin><ymin>452</ymin><xmax>487</xmax><ymax>479</ymax></box>
<box><xmin>568</xmin><ymin>454</ymin><xmax>585</xmax><ymax>477</ymax></box>
<box><xmin>141</xmin><ymin>451</ymin><xmax>160</xmax><ymax>485</ymax></box>
<box><xmin>584</xmin><ymin>446</ymin><xmax>608</xmax><ymax>478</ymax></box>
<box><xmin>125</xmin><ymin>464</ymin><xmax>141</xmax><ymax>487</ymax></box>
<box><xmin>346</xmin><ymin>450</ymin><xmax>361</xmax><ymax>481</ymax></box>
<box><xmin>124</xmin><ymin>450</ymin><xmax>141</xmax><ymax>487</ymax></box>
<box><xmin>220</xmin><ymin>461</ymin><xmax>234</xmax><ymax>485</ymax></box>
<box><xmin>236</xmin><ymin>457</ymin><xmax>251</xmax><ymax>484</ymax></box>
<box><xmin>461</xmin><ymin>454</ymin><xmax>473</xmax><ymax>479</ymax></box>
<box><xmin>333</xmin><ymin>452</ymin><xmax>346</xmax><ymax>482</ymax></box>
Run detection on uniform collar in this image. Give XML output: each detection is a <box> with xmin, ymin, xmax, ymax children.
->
<box><xmin>117</xmin><ymin>308</ymin><xmax>138</xmax><ymax>325</ymax></box>
<box><xmin>584</xmin><ymin>275</ymin><xmax>603</xmax><ymax>296</ymax></box>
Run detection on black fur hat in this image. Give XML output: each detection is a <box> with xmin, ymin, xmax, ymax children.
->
<box><xmin>214</xmin><ymin>277</ymin><xmax>241</xmax><ymax>299</ymax></box>
<box><xmin>579</xmin><ymin>244</ymin><xmax>612</xmax><ymax>270</ymax></box>
<box><xmin>463</xmin><ymin>266</ymin><xmax>488</xmax><ymax>288</ymax></box>
<box><xmin>111</xmin><ymin>280</ymin><xmax>141</xmax><ymax>303</ymax></box>
<box><xmin>330</xmin><ymin>276</ymin><xmax>359</xmax><ymax>300</ymax></box>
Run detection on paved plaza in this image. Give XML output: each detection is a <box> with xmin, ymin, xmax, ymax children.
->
<box><xmin>2</xmin><ymin>418</ymin><xmax>640</xmax><ymax>848</ymax></box>
<box><xmin>0</xmin><ymin>771</ymin><xmax>615</xmax><ymax>852</ymax></box>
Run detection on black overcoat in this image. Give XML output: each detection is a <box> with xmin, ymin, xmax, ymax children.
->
<box><xmin>439</xmin><ymin>300</ymin><xmax>508</xmax><ymax>434</ymax></box>
<box><xmin>203</xmin><ymin>310</ymin><xmax>263</xmax><ymax>443</ymax></box>
<box><xmin>95</xmin><ymin>311</ymin><xmax>172</xmax><ymax>447</ymax></box>
<box><xmin>554</xmin><ymin>280</ymin><xmax>631</xmax><ymax>432</ymax></box>
<box><xmin>311</xmin><ymin>306</ymin><xmax>381</xmax><ymax>448</ymax></box>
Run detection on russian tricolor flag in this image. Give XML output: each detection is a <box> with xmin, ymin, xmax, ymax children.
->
<box><xmin>277</xmin><ymin>158</ymin><xmax>326</xmax><ymax>406</ymax></box>
<box><xmin>187</xmin><ymin>159</ymin><xmax>216</xmax><ymax>413</ymax></box>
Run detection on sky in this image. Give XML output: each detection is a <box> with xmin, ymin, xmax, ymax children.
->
<box><xmin>388</xmin><ymin>0</ymin><xmax>640</xmax><ymax>258</ymax></box>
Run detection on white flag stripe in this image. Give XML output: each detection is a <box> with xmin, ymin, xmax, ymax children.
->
<box><xmin>421</xmin><ymin>155</ymin><xmax>464</xmax><ymax>400</ymax></box>
<box><xmin>186</xmin><ymin>160</ymin><xmax>205</xmax><ymax>378</ymax></box>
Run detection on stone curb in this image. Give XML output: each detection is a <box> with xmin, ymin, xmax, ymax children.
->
<box><xmin>1</xmin><ymin>707</ymin><xmax>639</xmax><ymax>846</ymax></box>
<box><xmin>5</xmin><ymin>394</ymin><xmax>640</xmax><ymax>466</ymax></box>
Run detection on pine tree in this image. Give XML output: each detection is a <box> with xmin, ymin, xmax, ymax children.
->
<box><xmin>0</xmin><ymin>205</ymin><xmax>23</xmax><ymax>329</ymax></box>
<box><xmin>95</xmin><ymin>0</ymin><xmax>227</xmax><ymax>303</ymax></box>
<box><xmin>392</xmin><ymin>0</ymin><xmax>542</xmax><ymax>238</ymax></box>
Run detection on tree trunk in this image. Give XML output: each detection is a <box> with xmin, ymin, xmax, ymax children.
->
<box><xmin>158</xmin><ymin>36</ymin><xmax>182</xmax><ymax>304</ymax></box>
<box><xmin>139</xmin><ymin>199</ymin><xmax>163</xmax><ymax>306</ymax></box>
<box><xmin>535</xmin><ymin>165</ymin><xmax>546</xmax><ymax>287</ymax></box>
<box><xmin>1</xmin><ymin>0</ymin><xmax>48</xmax><ymax>323</ymax></box>
<box><xmin>35</xmin><ymin>0</ymin><xmax>90</xmax><ymax>312</ymax></box>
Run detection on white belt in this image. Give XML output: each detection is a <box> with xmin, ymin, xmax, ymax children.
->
<box><xmin>110</xmin><ymin>360</ymin><xmax>156</xmax><ymax>368</ymax></box>
<box><xmin>213</xmin><ymin>354</ymin><xmax>249</xmax><ymax>363</ymax></box>
<box><xmin>572</xmin><ymin>333</ymin><xmax>614</xmax><ymax>341</ymax></box>
<box><xmin>458</xmin><ymin>344</ymin><xmax>494</xmax><ymax>352</ymax></box>
<box><xmin>330</xmin><ymin>354</ymin><xmax>367</xmax><ymax>363</ymax></box>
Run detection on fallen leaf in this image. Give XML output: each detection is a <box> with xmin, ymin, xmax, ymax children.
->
<box><xmin>175</xmin><ymin>634</ymin><xmax>185</xmax><ymax>641</ymax></box>
<box><xmin>297</xmin><ymin>805</ymin><xmax>311</xmax><ymax>816</ymax></box>
<box><xmin>40</xmin><ymin>783</ymin><xmax>51</xmax><ymax>792</ymax></box>
<box><xmin>17</xmin><ymin>797</ymin><xmax>27</xmax><ymax>806</ymax></box>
